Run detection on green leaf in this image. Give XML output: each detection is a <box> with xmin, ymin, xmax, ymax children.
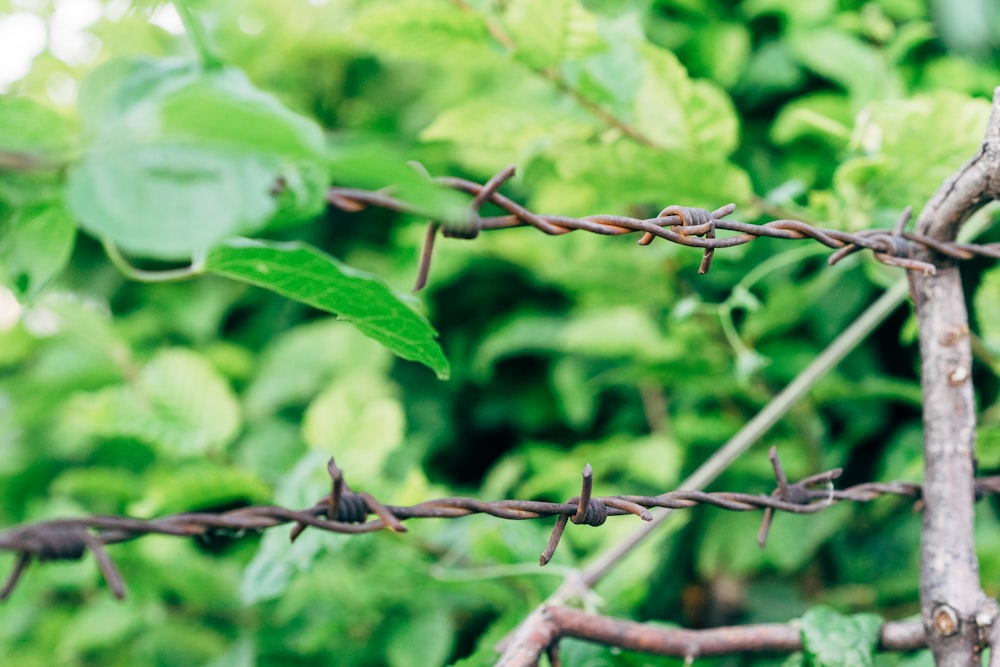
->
<box><xmin>0</xmin><ymin>95</ymin><xmax>74</xmax><ymax>160</ymax></box>
<box><xmin>67</xmin><ymin>57</ymin><xmax>329</xmax><ymax>259</ymax></box>
<box><xmin>0</xmin><ymin>96</ymin><xmax>74</xmax><ymax>209</ymax></box>
<box><xmin>550</xmin><ymin>358</ymin><xmax>597</xmax><ymax>428</ymax></box>
<box><xmin>472</xmin><ymin>307</ymin><xmax>674</xmax><ymax>379</ymax></box>
<box><xmin>205</xmin><ymin>239</ymin><xmax>449</xmax><ymax>378</ymax></box>
<box><xmin>67</xmin><ymin>143</ymin><xmax>279</xmax><ymax>258</ymax></box>
<box><xmin>698</xmin><ymin>503</ymin><xmax>851</xmax><ymax>576</ymax></box>
<box><xmin>771</xmin><ymin>93</ymin><xmax>852</xmax><ymax>148</ymax></box>
<box><xmin>51</xmin><ymin>467</ymin><xmax>143</xmax><ymax>513</ymax></box>
<box><xmin>800</xmin><ymin>606</ymin><xmax>882</xmax><ymax>667</ymax></box>
<box><xmin>536</xmin><ymin>140</ymin><xmax>752</xmax><ymax>214</ymax></box>
<box><xmin>59</xmin><ymin>597</ymin><xmax>142</xmax><ymax>656</ymax></box>
<box><xmin>327</xmin><ymin>136</ymin><xmax>472</xmax><ymax>226</ymax></box>
<box><xmin>421</xmin><ymin>93</ymin><xmax>597</xmax><ymax>173</ymax></box>
<box><xmin>77</xmin><ymin>58</ymin><xmax>324</xmax><ymax>160</ymax></box>
<box><xmin>133</xmin><ymin>462</ymin><xmax>271</xmax><ymax>515</ymax></box>
<box><xmin>386</xmin><ymin>604</ymin><xmax>454</xmax><ymax>667</ymax></box>
<box><xmin>64</xmin><ymin>347</ymin><xmax>241</xmax><ymax>456</ymax></box>
<box><xmin>240</xmin><ymin>453</ymin><xmax>331</xmax><ymax>603</ymax></box>
<box><xmin>736</xmin><ymin>40</ymin><xmax>806</xmax><ymax>105</ymax></box>
<box><xmin>788</xmin><ymin>29</ymin><xmax>901</xmax><ymax>105</ymax></box>
<box><xmin>633</xmin><ymin>42</ymin><xmax>740</xmax><ymax>156</ymax></box>
<box><xmin>0</xmin><ymin>202</ymin><xmax>76</xmax><ymax>301</ymax></box>
<box><xmin>302</xmin><ymin>372</ymin><xmax>405</xmax><ymax>485</ymax></box>
<box><xmin>500</xmin><ymin>0</ymin><xmax>606</xmax><ymax>70</ymax></box>
<box><xmin>244</xmin><ymin>319</ymin><xmax>393</xmax><ymax>418</ymax></box>
<box><xmin>561</xmin><ymin>13</ymin><xmax>646</xmax><ymax>119</ymax></box>
<box><xmin>975</xmin><ymin>264</ymin><xmax>1000</xmax><ymax>359</ymax></box>
<box><xmin>740</xmin><ymin>0</ymin><xmax>837</xmax><ymax>26</ymax></box>
<box><xmin>688</xmin><ymin>22</ymin><xmax>752</xmax><ymax>89</ymax></box>
<box><xmin>834</xmin><ymin>91</ymin><xmax>991</xmax><ymax>229</ymax></box>
<box><xmin>352</xmin><ymin>1</ymin><xmax>493</xmax><ymax>62</ymax></box>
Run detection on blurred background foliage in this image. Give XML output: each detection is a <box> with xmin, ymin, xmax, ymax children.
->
<box><xmin>2</xmin><ymin>0</ymin><xmax>1000</xmax><ymax>665</ymax></box>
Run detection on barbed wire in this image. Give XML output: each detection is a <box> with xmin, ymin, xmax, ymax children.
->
<box><xmin>1</xmin><ymin>447</ymin><xmax>998</xmax><ymax>601</ymax></box>
<box><xmin>325</xmin><ymin>165</ymin><xmax>1000</xmax><ymax>289</ymax></box>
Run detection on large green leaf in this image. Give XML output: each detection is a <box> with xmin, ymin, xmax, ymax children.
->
<box><xmin>800</xmin><ymin>606</ymin><xmax>882</xmax><ymax>667</ymax></box>
<box><xmin>536</xmin><ymin>140</ymin><xmax>753</xmax><ymax>214</ymax></box>
<box><xmin>421</xmin><ymin>92</ymin><xmax>597</xmax><ymax>173</ymax></box>
<box><xmin>698</xmin><ymin>503</ymin><xmax>852</xmax><ymax>577</ymax></box>
<box><xmin>633</xmin><ymin>42</ymin><xmax>740</xmax><ymax>156</ymax></box>
<box><xmin>352</xmin><ymin>0</ymin><xmax>493</xmax><ymax>62</ymax></box>
<box><xmin>76</xmin><ymin>58</ymin><xmax>324</xmax><ymax>160</ymax></box>
<box><xmin>244</xmin><ymin>320</ymin><xmax>393</xmax><ymax>418</ymax></box>
<box><xmin>0</xmin><ymin>201</ymin><xmax>76</xmax><ymax>301</ymax></box>
<box><xmin>66</xmin><ymin>57</ymin><xmax>329</xmax><ymax>259</ymax></box>
<box><xmin>302</xmin><ymin>372</ymin><xmax>405</xmax><ymax>486</ymax></box>
<box><xmin>499</xmin><ymin>0</ymin><xmax>606</xmax><ymax>70</ymax></box>
<box><xmin>0</xmin><ymin>95</ymin><xmax>74</xmax><ymax>159</ymax></box>
<box><xmin>386</xmin><ymin>603</ymin><xmax>454</xmax><ymax>667</ymax></box>
<box><xmin>205</xmin><ymin>239</ymin><xmax>449</xmax><ymax>378</ymax></box>
<box><xmin>67</xmin><ymin>144</ymin><xmax>279</xmax><ymax>259</ymax></box>
<box><xmin>834</xmin><ymin>91</ymin><xmax>991</xmax><ymax>229</ymax></box>
<box><xmin>788</xmin><ymin>29</ymin><xmax>901</xmax><ymax>106</ymax></box>
<box><xmin>0</xmin><ymin>96</ymin><xmax>74</xmax><ymax>209</ymax></box>
<box><xmin>63</xmin><ymin>347</ymin><xmax>242</xmax><ymax>456</ymax></box>
<box><xmin>771</xmin><ymin>92</ymin><xmax>852</xmax><ymax>148</ymax></box>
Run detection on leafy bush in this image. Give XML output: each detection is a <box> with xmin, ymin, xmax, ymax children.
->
<box><xmin>1</xmin><ymin>1</ymin><xmax>999</xmax><ymax>665</ymax></box>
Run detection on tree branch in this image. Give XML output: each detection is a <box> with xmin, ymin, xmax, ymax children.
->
<box><xmin>909</xmin><ymin>86</ymin><xmax>1000</xmax><ymax>665</ymax></box>
<box><xmin>498</xmin><ymin>606</ymin><xmax>927</xmax><ymax>665</ymax></box>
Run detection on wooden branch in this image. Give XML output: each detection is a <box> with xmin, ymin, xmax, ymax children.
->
<box><xmin>496</xmin><ymin>606</ymin><xmax>927</xmax><ymax>665</ymax></box>
<box><xmin>909</xmin><ymin>87</ymin><xmax>1000</xmax><ymax>666</ymax></box>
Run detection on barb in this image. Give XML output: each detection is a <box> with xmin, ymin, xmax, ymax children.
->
<box><xmin>1</xmin><ymin>448</ymin><xmax>998</xmax><ymax>600</ymax></box>
<box><xmin>325</xmin><ymin>167</ymin><xmax>1000</xmax><ymax>289</ymax></box>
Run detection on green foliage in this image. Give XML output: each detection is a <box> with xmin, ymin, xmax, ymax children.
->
<box><xmin>799</xmin><ymin>606</ymin><xmax>883</xmax><ymax>667</ymax></box>
<box><xmin>205</xmin><ymin>239</ymin><xmax>449</xmax><ymax>379</ymax></box>
<box><xmin>1</xmin><ymin>0</ymin><xmax>999</xmax><ymax>665</ymax></box>
<box><xmin>65</xmin><ymin>346</ymin><xmax>242</xmax><ymax>456</ymax></box>
<box><xmin>67</xmin><ymin>56</ymin><xmax>328</xmax><ymax>259</ymax></box>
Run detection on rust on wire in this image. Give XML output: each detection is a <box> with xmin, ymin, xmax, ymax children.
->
<box><xmin>324</xmin><ymin>166</ymin><xmax>1000</xmax><ymax>290</ymax></box>
<box><xmin>0</xmin><ymin>449</ymin><xmax>996</xmax><ymax>600</ymax></box>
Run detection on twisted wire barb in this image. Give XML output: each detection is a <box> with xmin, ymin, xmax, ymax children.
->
<box><xmin>2</xmin><ymin>447</ymin><xmax>998</xmax><ymax>600</ymax></box>
<box><xmin>325</xmin><ymin>165</ymin><xmax>1000</xmax><ymax>289</ymax></box>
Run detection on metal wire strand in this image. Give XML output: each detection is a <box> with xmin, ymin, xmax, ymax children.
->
<box><xmin>1</xmin><ymin>450</ymin><xmax>996</xmax><ymax>600</ymax></box>
<box><xmin>322</xmin><ymin>167</ymin><xmax>1000</xmax><ymax>289</ymax></box>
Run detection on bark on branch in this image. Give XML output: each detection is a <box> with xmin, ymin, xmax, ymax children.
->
<box><xmin>909</xmin><ymin>87</ymin><xmax>1000</xmax><ymax>665</ymax></box>
<box><xmin>497</xmin><ymin>606</ymin><xmax>927</xmax><ymax>665</ymax></box>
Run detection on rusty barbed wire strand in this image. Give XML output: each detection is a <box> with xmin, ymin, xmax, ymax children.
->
<box><xmin>324</xmin><ymin>165</ymin><xmax>1000</xmax><ymax>289</ymax></box>
<box><xmin>2</xmin><ymin>447</ymin><xmax>999</xmax><ymax>600</ymax></box>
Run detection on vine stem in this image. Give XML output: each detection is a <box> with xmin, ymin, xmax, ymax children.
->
<box><xmin>102</xmin><ymin>238</ymin><xmax>205</xmax><ymax>282</ymax></box>
<box><xmin>173</xmin><ymin>0</ymin><xmax>222</xmax><ymax>68</ymax></box>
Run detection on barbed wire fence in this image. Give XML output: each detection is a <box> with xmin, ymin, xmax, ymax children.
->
<box><xmin>2</xmin><ymin>445</ymin><xmax>995</xmax><ymax>598</ymax></box>
<box><xmin>5</xmin><ymin>155</ymin><xmax>1000</xmax><ymax>662</ymax></box>
<box><xmin>324</xmin><ymin>163</ymin><xmax>1000</xmax><ymax>291</ymax></box>
<box><xmin>285</xmin><ymin>156</ymin><xmax>1000</xmax><ymax>663</ymax></box>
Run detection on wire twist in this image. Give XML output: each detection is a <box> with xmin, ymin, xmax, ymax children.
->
<box><xmin>1</xmin><ymin>447</ymin><xmax>994</xmax><ymax>600</ymax></box>
<box><xmin>325</xmin><ymin>166</ymin><xmax>1000</xmax><ymax>289</ymax></box>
